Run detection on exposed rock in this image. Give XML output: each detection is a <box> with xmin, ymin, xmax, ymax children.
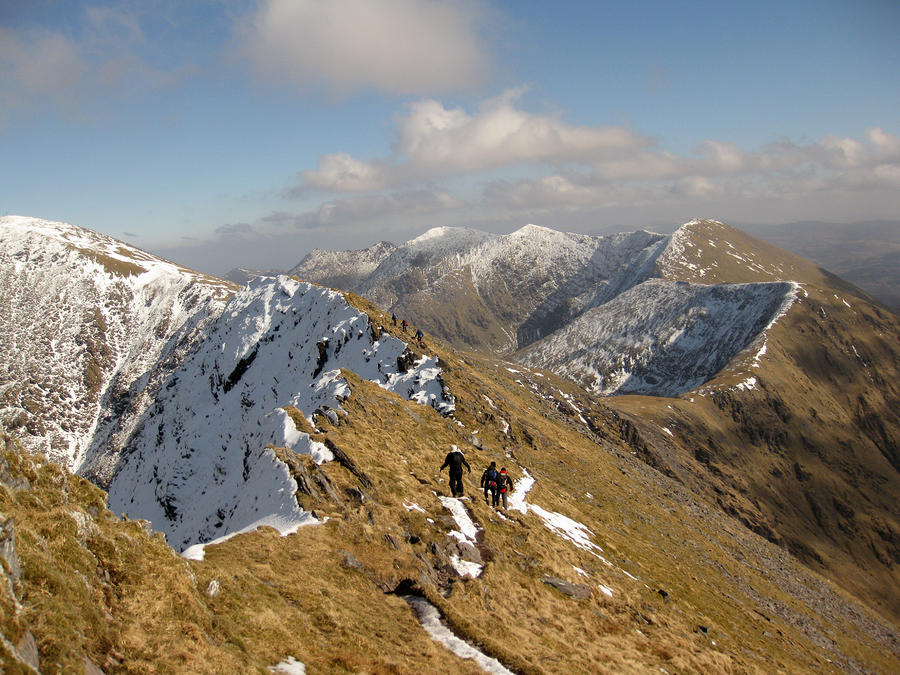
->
<box><xmin>541</xmin><ymin>576</ymin><xmax>592</xmax><ymax>600</ymax></box>
<box><xmin>0</xmin><ymin>517</ymin><xmax>20</xmax><ymax>585</ymax></box>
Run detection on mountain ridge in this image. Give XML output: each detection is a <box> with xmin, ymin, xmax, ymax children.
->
<box><xmin>1</xmin><ymin>215</ymin><xmax>898</xmax><ymax>672</ymax></box>
<box><xmin>291</xmin><ymin>217</ymin><xmax>900</xmax><ymax>622</ymax></box>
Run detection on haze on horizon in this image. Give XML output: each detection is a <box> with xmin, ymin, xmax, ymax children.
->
<box><xmin>2</xmin><ymin>0</ymin><xmax>899</xmax><ymax>276</ymax></box>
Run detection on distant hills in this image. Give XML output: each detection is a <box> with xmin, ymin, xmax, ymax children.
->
<box><xmin>740</xmin><ymin>220</ymin><xmax>900</xmax><ymax>312</ymax></box>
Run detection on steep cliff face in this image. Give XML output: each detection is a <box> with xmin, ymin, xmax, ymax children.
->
<box><xmin>106</xmin><ymin>276</ymin><xmax>454</xmax><ymax>552</ymax></box>
<box><xmin>0</xmin><ymin>216</ymin><xmax>234</xmax><ymax>471</ymax></box>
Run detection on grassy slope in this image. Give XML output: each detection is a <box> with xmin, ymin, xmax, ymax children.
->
<box><xmin>606</xmin><ymin>220</ymin><xmax>900</xmax><ymax>622</ymax></box>
<box><xmin>5</xmin><ymin>290</ymin><xmax>898</xmax><ymax>673</ymax></box>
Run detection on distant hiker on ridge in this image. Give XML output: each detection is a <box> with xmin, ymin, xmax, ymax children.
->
<box><xmin>497</xmin><ymin>467</ymin><xmax>513</xmax><ymax>509</ymax></box>
<box><xmin>480</xmin><ymin>461</ymin><xmax>498</xmax><ymax>504</ymax></box>
<box><xmin>415</xmin><ymin>327</ymin><xmax>425</xmax><ymax>347</ymax></box>
<box><xmin>401</xmin><ymin>319</ymin><xmax>408</xmax><ymax>332</ymax></box>
<box><xmin>391</xmin><ymin>313</ymin><xmax>397</xmax><ymax>326</ymax></box>
<box><xmin>440</xmin><ymin>444</ymin><xmax>471</xmax><ymax>498</ymax></box>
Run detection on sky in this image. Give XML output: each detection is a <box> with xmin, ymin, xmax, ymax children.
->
<box><xmin>1</xmin><ymin>0</ymin><xmax>899</xmax><ymax>275</ymax></box>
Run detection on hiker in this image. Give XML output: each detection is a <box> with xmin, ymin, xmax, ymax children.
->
<box><xmin>401</xmin><ymin>319</ymin><xmax>408</xmax><ymax>332</ymax></box>
<box><xmin>415</xmin><ymin>327</ymin><xmax>425</xmax><ymax>346</ymax></box>
<box><xmin>391</xmin><ymin>313</ymin><xmax>397</xmax><ymax>326</ymax></box>
<box><xmin>480</xmin><ymin>461</ymin><xmax>498</xmax><ymax>504</ymax></box>
<box><xmin>440</xmin><ymin>444</ymin><xmax>471</xmax><ymax>497</ymax></box>
<box><xmin>497</xmin><ymin>467</ymin><xmax>513</xmax><ymax>509</ymax></box>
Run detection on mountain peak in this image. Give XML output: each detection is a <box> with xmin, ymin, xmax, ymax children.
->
<box><xmin>510</xmin><ymin>223</ymin><xmax>556</xmax><ymax>237</ymax></box>
<box><xmin>404</xmin><ymin>225</ymin><xmax>494</xmax><ymax>249</ymax></box>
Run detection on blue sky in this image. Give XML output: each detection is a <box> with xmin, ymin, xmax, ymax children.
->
<box><xmin>2</xmin><ymin>0</ymin><xmax>898</xmax><ymax>274</ymax></box>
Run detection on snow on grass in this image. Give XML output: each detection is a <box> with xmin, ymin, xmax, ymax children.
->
<box><xmin>0</xmin><ymin>216</ymin><xmax>232</xmax><ymax>471</ymax></box>
<box><xmin>598</xmin><ymin>584</ymin><xmax>614</xmax><ymax>598</ymax></box>
<box><xmin>529</xmin><ymin>504</ymin><xmax>605</xmax><ymax>557</ymax></box>
<box><xmin>269</xmin><ymin>656</ymin><xmax>307</xmax><ymax>674</ymax></box>
<box><xmin>734</xmin><ymin>377</ymin><xmax>758</xmax><ymax>391</ymax></box>
<box><xmin>403</xmin><ymin>595</ymin><xmax>514</xmax><ymax>675</ymax></box>
<box><xmin>507</xmin><ymin>469</ymin><xmax>535</xmax><ymax>514</ymax></box>
<box><xmin>403</xmin><ymin>501</ymin><xmax>426</xmax><ymax>513</ymax></box>
<box><xmin>438</xmin><ymin>495</ymin><xmax>483</xmax><ymax>577</ymax></box>
<box><xmin>180</xmin><ymin>513</ymin><xmax>315</xmax><ymax>561</ymax></box>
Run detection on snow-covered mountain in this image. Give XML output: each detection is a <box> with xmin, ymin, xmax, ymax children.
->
<box><xmin>1</xmin><ymin>216</ymin><xmax>454</xmax><ymax>552</ymax></box>
<box><xmin>517</xmin><ymin>278</ymin><xmax>797</xmax><ymax>396</ymax></box>
<box><xmin>2</xmin><ymin>215</ymin><xmax>898</xmax><ymax>673</ymax></box>
<box><xmin>291</xmin><ymin>220</ymin><xmax>797</xmax><ymax>396</ymax></box>
<box><xmin>108</xmin><ymin>275</ymin><xmax>453</xmax><ymax>551</ymax></box>
<box><xmin>293</xmin><ymin>224</ymin><xmax>673</xmax><ymax>353</ymax></box>
<box><xmin>290</xmin><ymin>240</ymin><xmax>397</xmax><ymax>291</ymax></box>
<box><xmin>0</xmin><ymin>216</ymin><xmax>234</xmax><ymax>471</ymax></box>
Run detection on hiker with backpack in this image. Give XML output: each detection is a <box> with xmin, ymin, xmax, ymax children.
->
<box><xmin>415</xmin><ymin>327</ymin><xmax>425</xmax><ymax>347</ymax></box>
<box><xmin>480</xmin><ymin>461</ymin><xmax>498</xmax><ymax>504</ymax></box>
<box><xmin>497</xmin><ymin>467</ymin><xmax>513</xmax><ymax>509</ymax></box>
<box><xmin>440</xmin><ymin>444</ymin><xmax>471</xmax><ymax>497</ymax></box>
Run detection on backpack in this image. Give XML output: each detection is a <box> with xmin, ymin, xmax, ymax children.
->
<box><xmin>498</xmin><ymin>471</ymin><xmax>509</xmax><ymax>492</ymax></box>
<box><xmin>484</xmin><ymin>468</ymin><xmax>498</xmax><ymax>489</ymax></box>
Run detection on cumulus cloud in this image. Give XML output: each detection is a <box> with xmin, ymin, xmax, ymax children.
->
<box><xmin>293</xmin><ymin>85</ymin><xmax>900</xmax><ymax>233</ymax></box>
<box><xmin>300</xmin><ymin>153</ymin><xmax>392</xmax><ymax>193</ymax></box>
<box><xmin>395</xmin><ymin>89</ymin><xmax>650</xmax><ymax>171</ymax></box>
<box><xmin>237</xmin><ymin>0</ymin><xmax>489</xmax><ymax>95</ymax></box>
<box><xmin>479</xmin><ymin>127</ymin><xmax>900</xmax><ymax>216</ymax></box>
<box><xmin>298</xmin><ymin>89</ymin><xmax>652</xmax><ymax>193</ymax></box>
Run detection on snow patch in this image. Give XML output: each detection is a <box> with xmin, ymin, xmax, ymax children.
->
<box><xmin>403</xmin><ymin>595</ymin><xmax>514</xmax><ymax>675</ymax></box>
<box><xmin>269</xmin><ymin>656</ymin><xmax>307</xmax><ymax>674</ymax></box>
<box><xmin>438</xmin><ymin>496</ymin><xmax>483</xmax><ymax>578</ymax></box>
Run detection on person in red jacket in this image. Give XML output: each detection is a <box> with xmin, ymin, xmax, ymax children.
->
<box><xmin>497</xmin><ymin>467</ymin><xmax>513</xmax><ymax>509</ymax></box>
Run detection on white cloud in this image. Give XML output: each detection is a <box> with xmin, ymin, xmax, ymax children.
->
<box><xmin>395</xmin><ymin>89</ymin><xmax>650</xmax><ymax>171</ymax></box>
<box><xmin>301</xmin><ymin>153</ymin><xmax>391</xmax><ymax>193</ymax></box>
<box><xmin>477</xmin><ymin>126</ymin><xmax>900</xmax><ymax>217</ymax></box>
<box><xmin>865</xmin><ymin>127</ymin><xmax>900</xmax><ymax>157</ymax></box>
<box><xmin>292</xmin><ymin>84</ymin><xmax>900</xmax><ymax>234</ymax></box>
<box><xmin>298</xmin><ymin>89</ymin><xmax>652</xmax><ymax>193</ymax></box>
<box><xmin>237</xmin><ymin>0</ymin><xmax>489</xmax><ymax>95</ymax></box>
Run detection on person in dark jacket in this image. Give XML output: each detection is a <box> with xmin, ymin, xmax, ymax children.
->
<box><xmin>480</xmin><ymin>461</ymin><xmax>498</xmax><ymax>504</ymax></box>
<box><xmin>440</xmin><ymin>444</ymin><xmax>471</xmax><ymax>497</ymax></box>
<box><xmin>497</xmin><ymin>467</ymin><xmax>513</xmax><ymax>509</ymax></box>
